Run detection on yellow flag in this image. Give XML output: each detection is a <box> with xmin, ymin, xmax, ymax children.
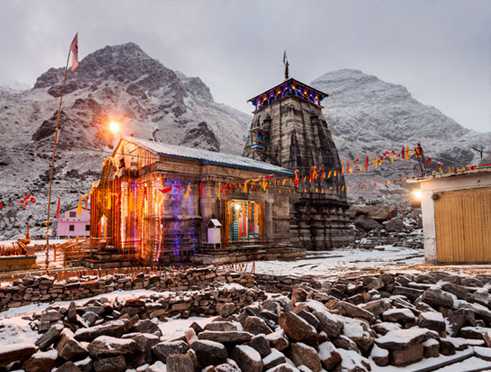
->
<box><xmin>76</xmin><ymin>196</ymin><xmax>83</xmax><ymax>217</ymax></box>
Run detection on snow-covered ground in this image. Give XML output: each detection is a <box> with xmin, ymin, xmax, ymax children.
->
<box><xmin>254</xmin><ymin>245</ymin><xmax>424</xmax><ymax>277</ymax></box>
<box><xmin>0</xmin><ymin>288</ymin><xmax>214</xmax><ymax>346</ymax></box>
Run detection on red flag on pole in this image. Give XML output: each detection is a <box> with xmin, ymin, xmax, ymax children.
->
<box><xmin>55</xmin><ymin>197</ymin><xmax>61</xmax><ymax>218</ymax></box>
<box><xmin>69</xmin><ymin>33</ymin><xmax>79</xmax><ymax>72</ymax></box>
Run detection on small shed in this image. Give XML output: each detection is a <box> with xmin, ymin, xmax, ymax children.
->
<box><xmin>410</xmin><ymin>169</ymin><xmax>491</xmax><ymax>264</ymax></box>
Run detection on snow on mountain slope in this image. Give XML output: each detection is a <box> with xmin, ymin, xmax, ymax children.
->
<box><xmin>0</xmin><ymin>43</ymin><xmax>249</xmax><ymax>239</ymax></box>
<box><xmin>311</xmin><ymin>69</ymin><xmax>491</xmax><ymax>166</ymax></box>
<box><xmin>310</xmin><ymin>69</ymin><xmax>491</xmax><ymax>201</ymax></box>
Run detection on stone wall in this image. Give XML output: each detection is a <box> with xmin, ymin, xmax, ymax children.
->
<box><xmin>0</xmin><ymin>265</ymin><xmax>327</xmax><ymax>313</ymax></box>
<box><xmin>0</xmin><ymin>267</ymin><xmax>259</xmax><ymax>312</ymax></box>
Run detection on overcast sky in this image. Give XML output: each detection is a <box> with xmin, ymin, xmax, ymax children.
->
<box><xmin>1</xmin><ymin>1</ymin><xmax>490</xmax><ymax>132</ymax></box>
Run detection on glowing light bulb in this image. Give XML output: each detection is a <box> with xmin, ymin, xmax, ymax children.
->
<box><xmin>108</xmin><ymin>120</ymin><xmax>120</xmax><ymax>135</ymax></box>
<box><xmin>412</xmin><ymin>189</ymin><xmax>423</xmax><ymax>201</ymax></box>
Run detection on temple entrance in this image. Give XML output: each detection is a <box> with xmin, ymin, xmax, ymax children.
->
<box><xmin>226</xmin><ymin>200</ymin><xmax>263</xmax><ymax>242</ymax></box>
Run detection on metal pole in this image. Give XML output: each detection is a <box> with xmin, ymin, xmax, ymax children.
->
<box><xmin>45</xmin><ymin>47</ymin><xmax>72</xmax><ymax>271</ymax></box>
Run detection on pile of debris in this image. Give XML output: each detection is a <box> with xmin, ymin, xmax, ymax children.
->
<box><xmin>348</xmin><ymin>202</ymin><xmax>423</xmax><ymax>249</ymax></box>
<box><xmin>3</xmin><ymin>270</ymin><xmax>491</xmax><ymax>371</ymax></box>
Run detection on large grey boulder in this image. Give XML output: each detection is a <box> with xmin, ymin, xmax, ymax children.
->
<box><xmin>291</xmin><ymin>342</ymin><xmax>321</xmax><ymax>372</ymax></box>
<box><xmin>88</xmin><ymin>336</ymin><xmax>138</xmax><ymax>358</ymax></box>
<box><xmin>231</xmin><ymin>345</ymin><xmax>263</xmax><ymax>372</ymax></box>
<box><xmin>190</xmin><ymin>339</ymin><xmax>228</xmax><ymax>367</ymax></box>
<box><xmin>36</xmin><ymin>323</ymin><xmax>64</xmax><ymax>350</ymax></box>
<box><xmin>152</xmin><ymin>340</ymin><xmax>189</xmax><ymax>362</ymax></box>
<box><xmin>57</xmin><ymin>328</ymin><xmax>88</xmax><ymax>361</ymax></box>
<box><xmin>278</xmin><ymin>311</ymin><xmax>317</xmax><ymax>342</ymax></box>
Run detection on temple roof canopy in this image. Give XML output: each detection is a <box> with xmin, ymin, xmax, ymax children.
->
<box><xmin>248</xmin><ymin>78</ymin><xmax>328</xmax><ymax>111</ymax></box>
<box><xmin>114</xmin><ymin>137</ymin><xmax>293</xmax><ymax>176</ymax></box>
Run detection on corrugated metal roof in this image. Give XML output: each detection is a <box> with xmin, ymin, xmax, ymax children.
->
<box><xmin>407</xmin><ymin>167</ymin><xmax>491</xmax><ymax>183</ymax></box>
<box><xmin>122</xmin><ymin>137</ymin><xmax>293</xmax><ymax>175</ymax></box>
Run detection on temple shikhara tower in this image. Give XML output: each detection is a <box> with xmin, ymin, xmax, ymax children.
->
<box><xmin>243</xmin><ymin>56</ymin><xmax>353</xmax><ymax>249</ymax></box>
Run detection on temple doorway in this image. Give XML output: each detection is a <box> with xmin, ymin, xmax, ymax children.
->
<box><xmin>226</xmin><ymin>200</ymin><xmax>263</xmax><ymax>242</ymax></box>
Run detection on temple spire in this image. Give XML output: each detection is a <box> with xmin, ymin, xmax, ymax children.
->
<box><xmin>283</xmin><ymin>50</ymin><xmax>289</xmax><ymax>80</ymax></box>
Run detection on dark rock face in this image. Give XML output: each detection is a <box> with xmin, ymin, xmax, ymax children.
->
<box><xmin>35</xmin><ymin>43</ymin><xmax>177</xmax><ymax>93</ymax></box>
<box><xmin>180</xmin><ymin>121</ymin><xmax>220</xmax><ymax>152</ymax></box>
<box><xmin>31</xmin><ymin>110</ymin><xmax>105</xmax><ymax>150</ymax></box>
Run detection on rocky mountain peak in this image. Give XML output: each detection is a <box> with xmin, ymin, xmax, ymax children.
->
<box><xmin>0</xmin><ymin>41</ymin><xmax>250</xmax><ymax>238</ymax></box>
<box><xmin>311</xmin><ymin>69</ymin><xmax>490</xmax><ymax>166</ymax></box>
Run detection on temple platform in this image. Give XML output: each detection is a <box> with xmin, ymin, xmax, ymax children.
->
<box><xmin>80</xmin><ymin>245</ymin><xmax>141</xmax><ymax>269</ymax></box>
<box><xmin>191</xmin><ymin>242</ymin><xmax>305</xmax><ymax>265</ymax></box>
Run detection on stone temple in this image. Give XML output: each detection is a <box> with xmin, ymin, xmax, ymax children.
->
<box><xmin>243</xmin><ymin>71</ymin><xmax>354</xmax><ymax>249</ymax></box>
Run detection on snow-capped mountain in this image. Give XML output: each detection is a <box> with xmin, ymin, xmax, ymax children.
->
<box><xmin>311</xmin><ymin>69</ymin><xmax>491</xmax><ymax>165</ymax></box>
<box><xmin>310</xmin><ymin>69</ymin><xmax>491</xmax><ymax>201</ymax></box>
<box><xmin>0</xmin><ymin>42</ymin><xmax>249</xmax><ymax>239</ymax></box>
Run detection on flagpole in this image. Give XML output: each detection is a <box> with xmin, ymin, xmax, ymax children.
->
<box><xmin>44</xmin><ymin>45</ymin><xmax>72</xmax><ymax>271</ymax></box>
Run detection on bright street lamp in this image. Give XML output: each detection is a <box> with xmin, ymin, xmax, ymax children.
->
<box><xmin>108</xmin><ymin>120</ymin><xmax>121</xmax><ymax>135</ymax></box>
